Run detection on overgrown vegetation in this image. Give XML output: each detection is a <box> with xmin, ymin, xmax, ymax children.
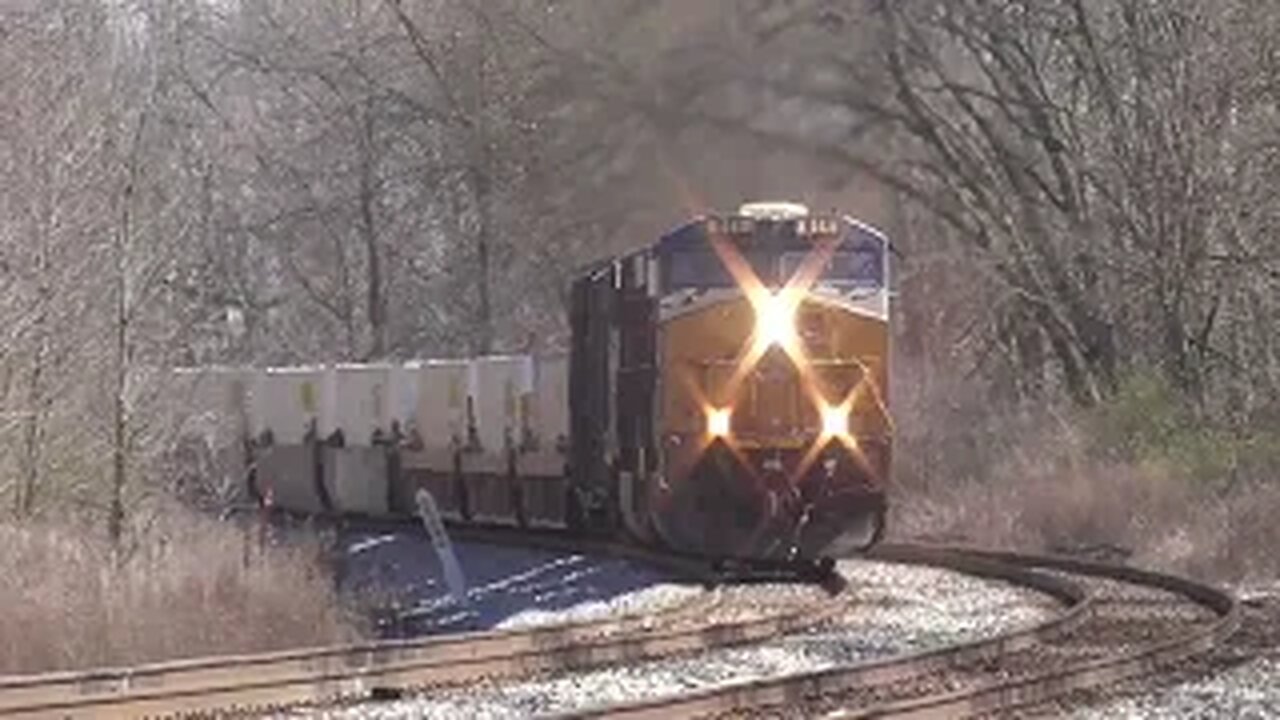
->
<box><xmin>1087</xmin><ymin>374</ymin><xmax>1280</xmax><ymax>490</ymax></box>
<box><xmin>893</xmin><ymin>372</ymin><xmax>1280</xmax><ymax>581</ymax></box>
<box><xmin>0</xmin><ymin>505</ymin><xmax>363</xmax><ymax>676</ymax></box>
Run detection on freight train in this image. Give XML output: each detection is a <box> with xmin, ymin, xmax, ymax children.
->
<box><xmin>174</xmin><ymin>202</ymin><xmax>891</xmax><ymax>564</ymax></box>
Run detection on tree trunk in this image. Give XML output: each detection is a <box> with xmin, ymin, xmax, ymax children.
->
<box><xmin>18</xmin><ymin>330</ymin><xmax>47</xmax><ymax>517</ymax></box>
<box><xmin>472</xmin><ymin>22</ymin><xmax>494</xmax><ymax>356</ymax></box>
<box><xmin>17</xmin><ymin>246</ymin><xmax>51</xmax><ymax>517</ymax></box>
<box><xmin>109</xmin><ymin>214</ymin><xmax>130</xmax><ymax>546</ymax></box>
<box><xmin>474</xmin><ymin>167</ymin><xmax>493</xmax><ymax>356</ymax></box>
<box><xmin>359</xmin><ymin>99</ymin><xmax>385</xmax><ymax>360</ymax></box>
<box><xmin>109</xmin><ymin>109</ymin><xmax>148</xmax><ymax>546</ymax></box>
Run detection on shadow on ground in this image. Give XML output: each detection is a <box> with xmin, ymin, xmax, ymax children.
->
<box><xmin>334</xmin><ymin>528</ymin><xmax>670</xmax><ymax>637</ymax></box>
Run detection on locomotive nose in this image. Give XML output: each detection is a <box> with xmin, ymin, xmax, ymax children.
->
<box><xmin>664</xmin><ymin>439</ymin><xmax>773</xmax><ymax>558</ymax></box>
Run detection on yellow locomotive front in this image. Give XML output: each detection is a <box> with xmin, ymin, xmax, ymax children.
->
<box><xmin>650</xmin><ymin>203</ymin><xmax>891</xmax><ymax>562</ymax></box>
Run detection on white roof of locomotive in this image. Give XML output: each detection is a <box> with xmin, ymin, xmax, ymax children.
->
<box><xmin>736</xmin><ymin>201</ymin><xmax>809</xmax><ymax>221</ymax></box>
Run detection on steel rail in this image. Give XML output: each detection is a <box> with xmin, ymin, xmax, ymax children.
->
<box><xmin>0</xmin><ymin>594</ymin><xmax>716</xmax><ymax>718</ymax></box>
<box><xmin>824</xmin><ymin>547</ymin><xmax>1242</xmax><ymax>719</ymax></box>
<box><xmin>0</xmin><ymin>592</ymin><xmax>846</xmax><ymax>719</ymax></box>
<box><xmin>0</xmin><ymin>533</ymin><xmax>837</xmax><ymax>719</ymax></box>
<box><xmin>555</xmin><ymin>543</ymin><xmax>1237</xmax><ymax>720</ymax></box>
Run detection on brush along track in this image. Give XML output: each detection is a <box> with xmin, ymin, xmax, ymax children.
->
<box><xmin>0</xmin><ymin>535</ymin><xmax>841</xmax><ymax>719</ymax></box>
<box><xmin>554</xmin><ymin>544</ymin><xmax>1239</xmax><ymax>720</ymax></box>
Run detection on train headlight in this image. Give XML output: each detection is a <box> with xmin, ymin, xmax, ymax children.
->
<box><xmin>706</xmin><ymin>407</ymin><xmax>732</xmax><ymax>438</ymax></box>
<box><xmin>756</xmin><ymin>291</ymin><xmax>795</xmax><ymax>349</ymax></box>
<box><xmin>821</xmin><ymin>404</ymin><xmax>849</xmax><ymax>438</ymax></box>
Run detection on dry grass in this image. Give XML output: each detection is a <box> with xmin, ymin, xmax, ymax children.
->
<box><xmin>890</xmin><ymin>375</ymin><xmax>1280</xmax><ymax>584</ymax></box>
<box><xmin>0</xmin><ymin>505</ymin><xmax>365</xmax><ymax>676</ymax></box>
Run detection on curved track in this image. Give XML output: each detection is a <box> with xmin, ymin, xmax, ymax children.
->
<box><xmin>557</xmin><ymin>544</ymin><xmax>1239</xmax><ymax>719</ymax></box>
<box><xmin>0</xmin><ymin>542</ymin><xmax>1237</xmax><ymax>719</ymax></box>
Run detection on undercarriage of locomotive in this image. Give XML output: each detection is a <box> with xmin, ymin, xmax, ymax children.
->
<box><xmin>656</xmin><ymin>438</ymin><xmax>886</xmax><ymax>563</ymax></box>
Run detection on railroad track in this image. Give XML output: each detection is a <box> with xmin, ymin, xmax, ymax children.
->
<box><xmin>556</xmin><ymin>544</ymin><xmax>1240</xmax><ymax>719</ymax></box>
<box><xmin>0</xmin><ymin>534</ymin><xmax>841</xmax><ymax>719</ymax></box>
<box><xmin>0</xmin><ymin>541</ymin><xmax>1238</xmax><ymax>719</ymax></box>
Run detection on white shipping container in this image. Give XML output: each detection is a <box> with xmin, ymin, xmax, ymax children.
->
<box><xmin>517</xmin><ymin>354</ymin><xmax>568</xmax><ymax>525</ymax></box>
<box><xmin>251</xmin><ymin>366</ymin><xmax>334</xmax><ymax>444</ymax></box>
<box><xmin>413</xmin><ymin>359</ymin><xmax>473</xmax><ymax>449</ymax></box>
<box><xmin>532</xmin><ymin>354</ymin><xmax>569</xmax><ymax>449</ymax></box>
<box><xmin>332</xmin><ymin>363</ymin><xmax>396</xmax><ymax>446</ymax></box>
<box><xmin>389</xmin><ymin>363</ymin><xmax>418</xmax><ymax>433</ymax></box>
<box><xmin>472</xmin><ymin>355</ymin><xmax>534</xmax><ymax>452</ymax></box>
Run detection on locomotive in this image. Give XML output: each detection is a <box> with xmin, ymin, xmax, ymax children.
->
<box><xmin>573</xmin><ymin>202</ymin><xmax>891</xmax><ymax>560</ymax></box>
<box><xmin>174</xmin><ymin>202</ymin><xmax>891</xmax><ymax>564</ymax></box>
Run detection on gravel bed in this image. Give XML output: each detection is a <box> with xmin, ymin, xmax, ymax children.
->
<box><xmin>336</xmin><ymin>528</ymin><xmax>698</xmax><ymax>635</ymax></box>
<box><xmin>764</xmin><ymin>567</ymin><xmax>1242</xmax><ymax>719</ymax></box>
<box><xmin>1063</xmin><ymin>582</ymin><xmax>1280</xmax><ymax>720</ymax></box>
<box><xmin>298</xmin><ymin>558</ymin><xmax>1054</xmax><ymax>719</ymax></box>
<box><xmin>1070</xmin><ymin>658</ymin><xmax>1280</xmax><ymax>719</ymax></box>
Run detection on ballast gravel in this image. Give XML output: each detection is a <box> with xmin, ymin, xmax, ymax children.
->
<box><xmin>1068</xmin><ymin>581</ymin><xmax>1280</xmax><ymax>720</ymax></box>
<box><xmin>1071</xmin><ymin>658</ymin><xmax>1280</xmax><ymax>719</ymax></box>
<box><xmin>306</xmin><ymin>559</ymin><xmax>1054</xmax><ymax>719</ymax></box>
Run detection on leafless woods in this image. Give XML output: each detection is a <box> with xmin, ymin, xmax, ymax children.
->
<box><xmin>1</xmin><ymin>1</ymin><xmax>1278</xmax><ymax>537</ymax></box>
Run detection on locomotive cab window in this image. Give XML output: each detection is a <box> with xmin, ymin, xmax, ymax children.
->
<box><xmin>781</xmin><ymin>247</ymin><xmax>883</xmax><ymax>289</ymax></box>
<box><xmin>661</xmin><ymin>247</ymin><xmax>781</xmax><ymax>292</ymax></box>
<box><xmin>662</xmin><ymin>250</ymin><xmax>733</xmax><ymax>291</ymax></box>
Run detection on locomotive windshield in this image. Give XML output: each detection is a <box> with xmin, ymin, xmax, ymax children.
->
<box><xmin>658</xmin><ymin>216</ymin><xmax>886</xmax><ymax>294</ymax></box>
<box><xmin>663</xmin><ymin>248</ymin><xmax>783</xmax><ymax>290</ymax></box>
<box><xmin>663</xmin><ymin>249</ymin><xmax>734</xmax><ymax>289</ymax></box>
<box><xmin>780</xmin><ymin>247</ymin><xmax>884</xmax><ymax>289</ymax></box>
<box><xmin>658</xmin><ymin>219</ymin><xmax>798</xmax><ymax>292</ymax></box>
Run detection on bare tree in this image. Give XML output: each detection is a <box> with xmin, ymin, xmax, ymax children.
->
<box><xmin>545</xmin><ymin>0</ymin><xmax>1280</xmax><ymax>412</ymax></box>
